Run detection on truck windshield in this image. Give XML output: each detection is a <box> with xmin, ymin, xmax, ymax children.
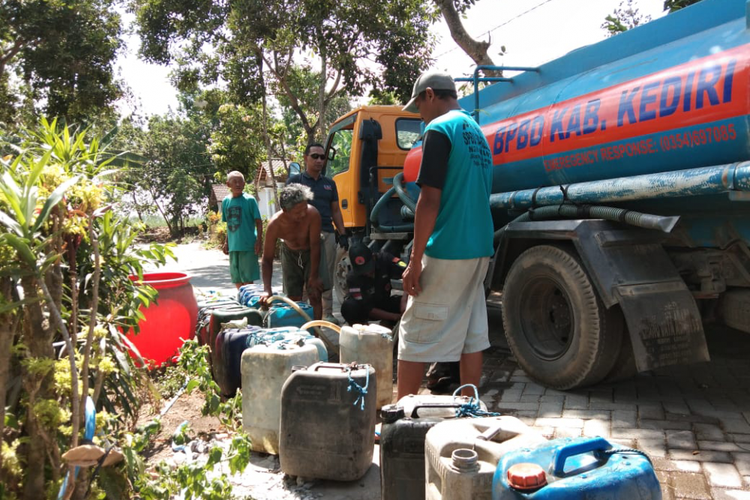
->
<box><xmin>327</xmin><ymin>127</ymin><xmax>353</xmax><ymax>177</ymax></box>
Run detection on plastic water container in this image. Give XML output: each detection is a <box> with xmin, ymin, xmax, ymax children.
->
<box><xmin>238</xmin><ymin>284</ymin><xmax>265</xmax><ymax>308</ymax></box>
<box><xmin>340</xmin><ymin>323</ymin><xmax>394</xmax><ymax>408</ymax></box>
<box><xmin>213</xmin><ymin>326</ymin><xmax>263</xmax><ymax>397</ymax></box>
<box><xmin>240</xmin><ymin>331</ymin><xmax>325</xmax><ymax>454</ymax></box>
<box><xmin>380</xmin><ymin>394</ymin><xmax>489</xmax><ymax>500</ymax></box>
<box><xmin>195</xmin><ymin>298</ymin><xmax>243</xmax><ymax>346</ymax></box>
<box><xmin>279</xmin><ymin>362</ymin><xmax>377</xmax><ymax>481</ymax></box>
<box><xmin>425</xmin><ymin>416</ymin><xmax>547</xmax><ymax>500</ymax></box>
<box><xmin>207</xmin><ymin>308</ymin><xmax>264</xmax><ymax>370</ymax></box>
<box><xmin>267</xmin><ymin>302</ymin><xmax>314</xmax><ymax>328</ymax></box>
<box><xmin>492</xmin><ymin>436</ymin><xmax>661</xmax><ymax>500</ymax></box>
<box><xmin>126</xmin><ymin>272</ymin><xmax>199</xmax><ymax>367</ymax></box>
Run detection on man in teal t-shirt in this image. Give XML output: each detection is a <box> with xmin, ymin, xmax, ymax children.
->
<box><xmin>222</xmin><ymin>171</ymin><xmax>263</xmax><ymax>288</ymax></box>
<box><xmin>397</xmin><ymin>70</ymin><xmax>494</xmax><ymax>400</ymax></box>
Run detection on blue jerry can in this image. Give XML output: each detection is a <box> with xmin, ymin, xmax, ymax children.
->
<box><xmin>492</xmin><ymin>436</ymin><xmax>662</xmax><ymax>499</ymax></box>
<box><xmin>266</xmin><ymin>302</ymin><xmax>314</xmax><ymax>328</ymax></box>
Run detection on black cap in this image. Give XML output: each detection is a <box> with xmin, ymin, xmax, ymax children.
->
<box><xmin>349</xmin><ymin>243</ymin><xmax>374</xmax><ymax>275</ymax></box>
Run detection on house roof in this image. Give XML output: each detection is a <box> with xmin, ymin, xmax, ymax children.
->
<box><xmin>210</xmin><ymin>184</ymin><xmax>231</xmax><ymax>206</ymax></box>
<box><xmin>256</xmin><ymin>159</ymin><xmax>290</xmax><ymax>184</ymax></box>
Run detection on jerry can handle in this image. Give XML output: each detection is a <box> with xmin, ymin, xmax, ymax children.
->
<box><xmin>410</xmin><ymin>402</ymin><xmax>466</xmax><ymax>418</ymax></box>
<box><xmin>552</xmin><ymin>437</ymin><xmax>612</xmax><ymax>476</ymax></box>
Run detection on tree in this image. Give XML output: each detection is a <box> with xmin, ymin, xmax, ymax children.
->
<box><xmin>433</xmin><ymin>0</ymin><xmax>497</xmax><ymax>71</ymax></box>
<box><xmin>602</xmin><ymin>0</ymin><xmax>652</xmax><ymax>37</ymax></box>
<box><xmin>0</xmin><ymin>0</ymin><xmax>123</xmax><ymax>125</ymax></box>
<box><xmin>132</xmin><ymin>0</ymin><xmax>435</xmax><ymax>143</ymax></box>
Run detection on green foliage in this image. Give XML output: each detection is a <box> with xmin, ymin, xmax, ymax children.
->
<box><xmin>601</xmin><ymin>0</ymin><xmax>653</xmax><ymax>36</ymax></box>
<box><xmin>132</xmin><ymin>0</ymin><xmax>435</xmax><ymax>142</ymax></box>
<box><xmin>0</xmin><ymin>0</ymin><xmax>123</xmax><ymax>125</ymax></box>
<box><xmin>0</xmin><ymin>118</ymin><xmax>176</xmax><ymax>498</ymax></box>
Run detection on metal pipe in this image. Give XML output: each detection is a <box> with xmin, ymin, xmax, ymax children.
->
<box><xmin>490</xmin><ymin>162</ymin><xmax>750</xmax><ymax>210</ymax></box>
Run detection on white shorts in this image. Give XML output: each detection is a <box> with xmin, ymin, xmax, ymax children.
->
<box><xmin>397</xmin><ymin>255</ymin><xmax>490</xmax><ymax>362</ymax></box>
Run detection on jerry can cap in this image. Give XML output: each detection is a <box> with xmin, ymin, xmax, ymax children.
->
<box><xmin>507</xmin><ymin>463</ymin><xmax>547</xmax><ymax>490</ymax></box>
<box><xmin>380</xmin><ymin>405</ymin><xmax>405</xmax><ymax>423</ymax></box>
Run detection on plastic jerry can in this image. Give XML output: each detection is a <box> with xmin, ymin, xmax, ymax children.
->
<box><xmin>207</xmin><ymin>307</ymin><xmax>263</xmax><ymax>367</ymax></box>
<box><xmin>339</xmin><ymin>323</ymin><xmax>394</xmax><ymax>408</ymax></box>
<box><xmin>240</xmin><ymin>336</ymin><xmax>324</xmax><ymax>454</ymax></box>
<box><xmin>492</xmin><ymin>436</ymin><xmax>661</xmax><ymax>499</ymax></box>
<box><xmin>196</xmin><ymin>299</ymin><xmax>241</xmax><ymax>346</ymax></box>
<box><xmin>279</xmin><ymin>362</ymin><xmax>377</xmax><ymax>481</ymax></box>
<box><xmin>213</xmin><ymin>326</ymin><xmax>264</xmax><ymax>397</ymax></box>
<box><xmin>380</xmin><ymin>394</ymin><xmax>489</xmax><ymax>500</ymax></box>
<box><xmin>238</xmin><ymin>284</ymin><xmax>265</xmax><ymax>308</ymax></box>
<box><xmin>266</xmin><ymin>302</ymin><xmax>314</xmax><ymax>328</ymax></box>
<box><xmin>425</xmin><ymin>416</ymin><xmax>547</xmax><ymax>500</ymax></box>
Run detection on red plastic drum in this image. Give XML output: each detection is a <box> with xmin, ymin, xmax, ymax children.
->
<box><xmin>126</xmin><ymin>272</ymin><xmax>198</xmax><ymax>367</ymax></box>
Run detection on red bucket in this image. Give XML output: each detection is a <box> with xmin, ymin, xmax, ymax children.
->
<box><xmin>125</xmin><ymin>272</ymin><xmax>199</xmax><ymax>367</ymax></box>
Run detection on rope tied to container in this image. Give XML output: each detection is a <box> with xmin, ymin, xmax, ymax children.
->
<box><xmin>452</xmin><ymin>384</ymin><xmax>501</xmax><ymax>418</ymax></box>
<box><xmin>346</xmin><ymin>363</ymin><xmax>369</xmax><ymax>411</ymax></box>
<box><xmin>601</xmin><ymin>447</ymin><xmax>653</xmax><ymax>466</ymax></box>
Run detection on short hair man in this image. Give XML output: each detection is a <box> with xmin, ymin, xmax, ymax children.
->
<box><xmin>260</xmin><ymin>184</ymin><xmax>324</xmax><ymax>319</ymax></box>
<box><xmin>397</xmin><ymin>70</ymin><xmax>494</xmax><ymax>399</ymax></box>
<box><xmin>286</xmin><ymin>143</ymin><xmax>349</xmax><ymax>324</ymax></box>
<box><xmin>221</xmin><ymin>171</ymin><xmax>263</xmax><ymax>289</ymax></box>
<box><xmin>340</xmin><ymin>243</ymin><xmax>407</xmax><ymax>327</ymax></box>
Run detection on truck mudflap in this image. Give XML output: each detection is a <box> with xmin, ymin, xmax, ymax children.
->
<box><xmin>501</xmin><ymin>219</ymin><xmax>710</xmax><ymax>372</ymax></box>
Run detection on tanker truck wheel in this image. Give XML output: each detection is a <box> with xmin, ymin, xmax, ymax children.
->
<box><xmin>501</xmin><ymin>244</ymin><xmax>624</xmax><ymax>390</ymax></box>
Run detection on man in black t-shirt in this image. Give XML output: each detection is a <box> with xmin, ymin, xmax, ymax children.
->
<box><xmin>340</xmin><ymin>243</ymin><xmax>407</xmax><ymax>326</ymax></box>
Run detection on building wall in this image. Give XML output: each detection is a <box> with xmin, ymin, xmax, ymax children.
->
<box><xmin>258</xmin><ymin>187</ymin><xmax>277</xmax><ymax>219</ymax></box>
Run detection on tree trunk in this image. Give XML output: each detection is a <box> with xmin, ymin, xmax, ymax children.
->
<box><xmin>0</xmin><ymin>276</ymin><xmax>18</xmax><ymax>475</ymax></box>
<box><xmin>433</xmin><ymin>0</ymin><xmax>501</xmax><ymax>77</ymax></box>
<box><xmin>21</xmin><ymin>276</ymin><xmax>56</xmax><ymax>500</ymax></box>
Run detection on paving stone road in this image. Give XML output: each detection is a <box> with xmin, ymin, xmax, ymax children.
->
<box><xmin>157</xmin><ymin>241</ymin><xmax>750</xmax><ymax>499</ymax></box>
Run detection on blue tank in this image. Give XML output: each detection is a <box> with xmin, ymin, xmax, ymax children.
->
<box><xmin>492</xmin><ymin>437</ymin><xmax>661</xmax><ymax>499</ymax></box>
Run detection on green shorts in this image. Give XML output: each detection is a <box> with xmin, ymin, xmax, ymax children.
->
<box><xmin>229</xmin><ymin>251</ymin><xmax>260</xmax><ymax>284</ymax></box>
<box><xmin>280</xmin><ymin>242</ymin><xmax>331</xmax><ymax>297</ymax></box>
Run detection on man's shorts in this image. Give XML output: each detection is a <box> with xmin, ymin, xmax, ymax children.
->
<box><xmin>280</xmin><ymin>243</ymin><xmax>311</xmax><ymax>298</ymax></box>
<box><xmin>398</xmin><ymin>256</ymin><xmax>490</xmax><ymax>362</ymax></box>
<box><xmin>229</xmin><ymin>251</ymin><xmax>260</xmax><ymax>284</ymax></box>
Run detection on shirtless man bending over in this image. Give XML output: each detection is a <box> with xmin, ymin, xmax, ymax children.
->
<box><xmin>260</xmin><ymin>184</ymin><xmax>325</xmax><ymax>319</ymax></box>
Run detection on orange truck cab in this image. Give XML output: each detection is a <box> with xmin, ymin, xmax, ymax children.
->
<box><xmin>323</xmin><ymin>105</ymin><xmax>420</xmax><ymax>241</ymax></box>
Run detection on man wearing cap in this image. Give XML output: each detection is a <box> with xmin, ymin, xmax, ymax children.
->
<box><xmin>340</xmin><ymin>243</ymin><xmax>408</xmax><ymax>327</ymax></box>
<box><xmin>287</xmin><ymin>143</ymin><xmax>349</xmax><ymax>325</ymax></box>
<box><xmin>397</xmin><ymin>69</ymin><xmax>494</xmax><ymax>399</ymax></box>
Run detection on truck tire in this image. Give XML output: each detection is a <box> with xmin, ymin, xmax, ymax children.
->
<box><xmin>501</xmin><ymin>244</ymin><xmax>624</xmax><ymax>390</ymax></box>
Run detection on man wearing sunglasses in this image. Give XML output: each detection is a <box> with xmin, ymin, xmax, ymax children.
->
<box><xmin>286</xmin><ymin>143</ymin><xmax>349</xmax><ymax>325</ymax></box>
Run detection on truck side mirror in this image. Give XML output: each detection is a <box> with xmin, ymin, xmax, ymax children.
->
<box><xmin>288</xmin><ymin>162</ymin><xmax>301</xmax><ymax>175</ymax></box>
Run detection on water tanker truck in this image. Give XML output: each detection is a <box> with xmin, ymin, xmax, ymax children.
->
<box><xmin>322</xmin><ymin>0</ymin><xmax>750</xmax><ymax>389</ymax></box>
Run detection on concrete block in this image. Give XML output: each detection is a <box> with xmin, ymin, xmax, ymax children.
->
<box><xmin>732</xmin><ymin>452</ymin><xmax>750</xmax><ymax>476</ymax></box>
<box><xmin>710</xmin><ymin>489</ymin><xmax>750</xmax><ymax>500</ymax></box>
<box><xmin>669</xmin><ymin>449</ymin><xmax>732</xmax><ymax>463</ymax></box>
<box><xmin>611</xmin><ymin>410</ymin><xmax>637</xmax><ymax>428</ymax></box>
<box><xmin>663</xmin><ymin>400</ymin><xmax>691</xmax><ymax>415</ymax></box>
<box><xmin>554</xmin><ymin>427</ymin><xmax>582</xmax><ymax>439</ymax></box>
<box><xmin>721</xmin><ymin>418</ymin><xmax>750</xmax><ymax>434</ymax></box>
<box><xmin>639</xmin><ymin>404</ymin><xmax>665</xmax><ymax>420</ymax></box>
<box><xmin>499</xmin><ymin>391</ymin><xmax>522</xmax><ymax>403</ymax></box>
<box><xmin>666</xmin><ymin>430</ymin><xmax>697</xmax><ymax>450</ymax></box>
<box><xmin>535</xmin><ymin>417</ymin><xmax>584</xmax><ymax>428</ymax></box>
<box><xmin>562</xmin><ymin>409</ymin><xmax>611</xmax><ymax>420</ymax></box>
<box><xmin>697</xmin><ymin>441</ymin><xmax>745</xmax><ymax>452</ymax></box>
<box><xmin>522</xmin><ymin>383</ymin><xmax>544</xmax><ymax>396</ymax></box>
<box><xmin>583</xmin><ymin>419</ymin><xmax>610</xmax><ymax>438</ymax></box>
<box><xmin>670</xmin><ymin>471</ymin><xmax>711</xmax><ymax>499</ymax></box>
<box><xmin>693</xmin><ymin>423</ymin><xmax>725</xmax><ymax>441</ymax></box>
<box><xmin>703</xmin><ymin>462</ymin><xmax>743</xmax><ymax>488</ymax></box>
<box><xmin>611</xmin><ymin>428</ymin><xmax>665</xmax><ymax>440</ymax></box>
<box><xmin>640</xmin><ymin>419</ymin><xmax>692</xmax><ymax>431</ymax></box>
<box><xmin>563</xmin><ymin>395</ymin><xmax>588</xmax><ymax>410</ymax></box>
<box><xmin>537</xmin><ymin>402</ymin><xmax>563</xmax><ymax>418</ymax></box>
<box><xmin>638</xmin><ymin>438</ymin><xmax>667</xmax><ymax>458</ymax></box>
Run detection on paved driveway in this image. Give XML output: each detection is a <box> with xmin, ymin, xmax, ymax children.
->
<box><xmin>155</xmin><ymin>241</ymin><xmax>750</xmax><ymax>499</ymax></box>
